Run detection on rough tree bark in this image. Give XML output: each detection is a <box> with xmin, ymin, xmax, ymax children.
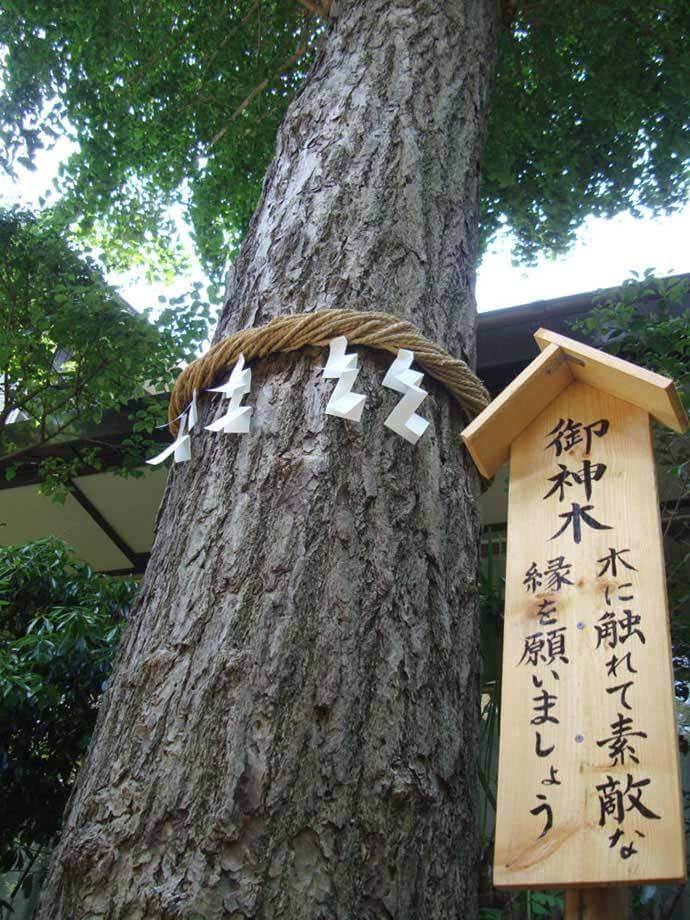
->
<box><xmin>37</xmin><ymin>1</ymin><xmax>501</xmax><ymax>917</ymax></box>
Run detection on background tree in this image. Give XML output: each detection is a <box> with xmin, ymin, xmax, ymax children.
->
<box><xmin>0</xmin><ymin>1</ymin><xmax>685</xmax><ymax>917</ymax></box>
<box><xmin>0</xmin><ymin>538</ymin><xmax>134</xmax><ymax>918</ymax></box>
<box><xmin>0</xmin><ymin>207</ymin><xmax>217</xmax><ymax>499</ymax></box>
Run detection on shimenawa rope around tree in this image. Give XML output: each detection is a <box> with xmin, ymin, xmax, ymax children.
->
<box><xmin>168</xmin><ymin>309</ymin><xmax>490</xmax><ymax>435</ymax></box>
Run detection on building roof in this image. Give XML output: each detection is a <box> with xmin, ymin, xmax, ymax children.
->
<box><xmin>478</xmin><ymin>272</ymin><xmax>690</xmax><ymax>395</ymax></box>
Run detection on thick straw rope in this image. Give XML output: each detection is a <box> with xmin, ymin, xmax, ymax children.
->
<box><xmin>169</xmin><ymin>309</ymin><xmax>490</xmax><ymax>435</ymax></box>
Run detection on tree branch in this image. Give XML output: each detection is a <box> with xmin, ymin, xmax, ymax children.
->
<box><xmin>197</xmin><ymin>0</ymin><xmax>263</xmax><ymax>85</ymax></box>
<box><xmin>0</xmin><ymin>408</ymin><xmax>85</xmax><ymax>466</ymax></box>
<box><xmin>209</xmin><ymin>44</ymin><xmax>308</xmax><ymax>149</ymax></box>
<box><xmin>10</xmin><ymin>845</ymin><xmax>43</xmax><ymax>902</ymax></box>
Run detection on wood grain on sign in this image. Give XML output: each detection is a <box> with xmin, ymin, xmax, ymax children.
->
<box><xmin>494</xmin><ymin>379</ymin><xmax>686</xmax><ymax>889</ymax></box>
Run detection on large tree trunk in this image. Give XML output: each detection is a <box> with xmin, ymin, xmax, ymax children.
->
<box><xmin>37</xmin><ymin>1</ymin><xmax>501</xmax><ymax>917</ymax></box>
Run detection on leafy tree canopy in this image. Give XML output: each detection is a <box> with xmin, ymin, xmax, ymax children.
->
<box><xmin>1</xmin><ymin>1</ymin><xmax>687</xmax><ymax>280</ymax></box>
<box><xmin>0</xmin><ymin>206</ymin><xmax>218</xmax><ymax>497</ymax></box>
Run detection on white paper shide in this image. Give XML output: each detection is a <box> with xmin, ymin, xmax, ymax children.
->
<box><xmin>382</xmin><ymin>349</ymin><xmax>429</xmax><ymax>445</ymax></box>
<box><xmin>206</xmin><ymin>354</ymin><xmax>253</xmax><ymax>434</ymax></box>
<box><xmin>321</xmin><ymin>336</ymin><xmax>366</xmax><ymax>422</ymax></box>
<box><xmin>146</xmin><ymin>344</ymin><xmax>431</xmax><ymax>466</ymax></box>
<box><xmin>146</xmin><ymin>389</ymin><xmax>198</xmax><ymax>465</ymax></box>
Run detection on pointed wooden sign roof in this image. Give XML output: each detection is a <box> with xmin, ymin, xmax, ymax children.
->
<box><xmin>461</xmin><ymin>328</ymin><xmax>688</xmax><ymax>479</ymax></box>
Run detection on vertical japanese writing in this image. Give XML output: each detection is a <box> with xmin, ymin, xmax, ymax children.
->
<box><xmin>537</xmin><ymin>413</ymin><xmax>659</xmax><ymax>858</ymax></box>
<box><xmin>594</xmin><ymin>544</ymin><xmax>656</xmax><ymax>857</ymax></box>
<box><xmin>508</xmin><ymin>406</ymin><xmax>665</xmax><ymax>860</ymax></box>
<box><xmin>516</xmin><ymin>414</ymin><xmax>613</xmax><ymax>843</ymax></box>
<box><xmin>521</xmin><ymin>548</ymin><xmax>574</xmax><ymax>839</ymax></box>
<box><xmin>538</xmin><ymin>411</ymin><xmax>659</xmax><ymax>860</ymax></box>
<box><xmin>544</xmin><ymin>417</ymin><xmax>612</xmax><ymax>544</ymax></box>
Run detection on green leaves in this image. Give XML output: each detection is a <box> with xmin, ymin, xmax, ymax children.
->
<box><xmin>1</xmin><ymin>1</ymin><xmax>687</xmax><ymax>275</ymax></box>
<box><xmin>0</xmin><ymin>538</ymin><xmax>135</xmax><ymax>889</ymax></box>
<box><xmin>0</xmin><ymin>206</ymin><xmax>219</xmax><ymax>496</ymax></box>
<box><xmin>0</xmin><ymin>0</ymin><xmax>314</xmax><ymax>281</ymax></box>
<box><xmin>482</xmin><ymin>1</ymin><xmax>690</xmax><ymax>261</ymax></box>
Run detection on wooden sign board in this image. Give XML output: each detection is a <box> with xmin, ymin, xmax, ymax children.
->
<box><xmin>462</xmin><ymin>329</ymin><xmax>688</xmax><ymax>891</ymax></box>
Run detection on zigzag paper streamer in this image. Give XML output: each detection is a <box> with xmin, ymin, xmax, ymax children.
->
<box><xmin>147</xmin><ymin>410</ymin><xmax>192</xmax><ymax>465</ymax></box>
<box><xmin>155</xmin><ymin>389</ymin><xmax>198</xmax><ymax>431</ymax></box>
<box><xmin>188</xmin><ymin>388</ymin><xmax>198</xmax><ymax>430</ymax></box>
<box><xmin>382</xmin><ymin>349</ymin><xmax>429</xmax><ymax>445</ymax></box>
<box><xmin>322</xmin><ymin>336</ymin><xmax>366</xmax><ymax>421</ymax></box>
<box><xmin>205</xmin><ymin>354</ymin><xmax>253</xmax><ymax>434</ymax></box>
<box><xmin>5</xmin><ymin>408</ymin><xmax>29</xmax><ymax>425</ymax></box>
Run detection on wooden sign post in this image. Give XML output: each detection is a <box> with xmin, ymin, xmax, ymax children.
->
<box><xmin>462</xmin><ymin>329</ymin><xmax>688</xmax><ymax>915</ymax></box>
